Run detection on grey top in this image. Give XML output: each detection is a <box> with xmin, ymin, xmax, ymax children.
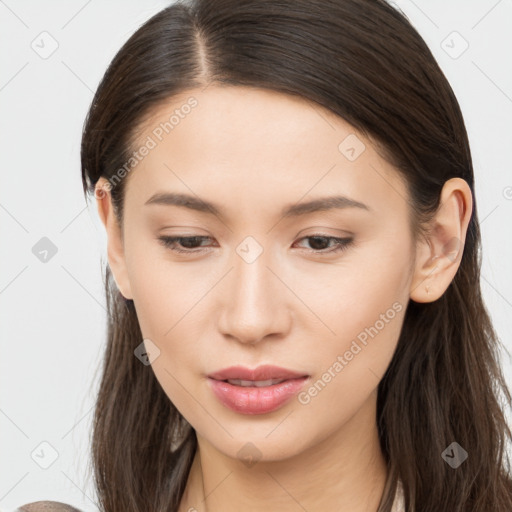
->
<box><xmin>391</xmin><ymin>479</ymin><xmax>405</xmax><ymax>512</ymax></box>
<box><xmin>14</xmin><ymin>502</ymin><xmax>83</xmax><ymax>512</ymax></box>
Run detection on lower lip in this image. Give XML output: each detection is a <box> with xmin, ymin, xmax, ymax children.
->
<box><xmin>207</xmin><ymin>376</ymin><xmax>309</xmax><ymax>415</ymax></box>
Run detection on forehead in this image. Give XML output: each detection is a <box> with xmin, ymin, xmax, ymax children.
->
<box><xmin>124</xmin><ymin>85</ymin><xmax>409</xmax><ymax>222</ymax></box>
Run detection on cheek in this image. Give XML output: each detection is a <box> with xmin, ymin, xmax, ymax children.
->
<box><xmin>296</xmin><ymin>297</ymin><xmax>405</xmax><ymax>436</ymax></box>
<box><xmin>297</xmin><ymin>233</ymin><xmax>409</xmax><ymax>340</ymax></box>
<box><xmin>295</xmin><ymin>240</ymin><xmax>408</xmax><ymax>406</ymax></box>
<box><xmin>125</xmin><ymin>237</ymin><xmax>213</xmax><ymax>381</ymax></box>
<box><xmin>126</xmin><ymin>246</ymin><xmax>209</xmax><ymax>416</ymax></box>
<box><xmin>124</xmin><ymin>231</ymin><xmax>192</xmax><ymax>334</ymax></box>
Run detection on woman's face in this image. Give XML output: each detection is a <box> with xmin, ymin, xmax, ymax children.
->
<box><xmin>103</xmin><ymin>85</ymin><xmax>417</xmax><ymax>462</ymax></box>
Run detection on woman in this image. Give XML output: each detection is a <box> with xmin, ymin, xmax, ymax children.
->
<box><xmin>18</xmin><ymin>0</ymin><xmax>512</xmax><ymax>510</ymax></box>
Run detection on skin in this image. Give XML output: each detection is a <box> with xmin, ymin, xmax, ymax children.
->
<box><xmin>95</xmin><ymin>85</ymin><xmax>472</xmax><ymax>511</ymax></box>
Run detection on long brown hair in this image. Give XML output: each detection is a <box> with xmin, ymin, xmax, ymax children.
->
<box><xmin>80</xmin><ymin>0</ymin><xmax>512</xmax><ymax>510</ymax></box>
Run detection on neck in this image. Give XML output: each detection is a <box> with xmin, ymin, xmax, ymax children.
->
<box><xmin>179</xmin><ymin>392</ymin><xmax>388</xmax><ymax>512</ymax></box>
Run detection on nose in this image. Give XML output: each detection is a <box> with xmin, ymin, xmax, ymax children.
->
<box><xmin>217</xmin><ymin>247</ymin><xmax>292</xmax><ymax>346</ymax></box>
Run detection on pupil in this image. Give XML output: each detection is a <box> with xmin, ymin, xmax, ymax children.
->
<box><xmin>182</xmin><ymin>237</ymin><xmax>201</xmax><ymax>248</ymax></box>
<box><xmin>309</xmin><ymin>236</ymin><xmax>328</xmax><ymax>250</ymax></box>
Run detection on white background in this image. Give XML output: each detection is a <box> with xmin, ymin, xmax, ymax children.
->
<box><xmin>1</xmin><ymin>1</ymin><xmax>511</xmax><ymax>510</ymax></box>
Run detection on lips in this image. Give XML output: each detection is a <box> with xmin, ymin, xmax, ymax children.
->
<box><xmin>208</xmin><ymin>364</ymin><xmax>308</xmax><ymax>382</ymax></box>
<box><xmin>207</xmin><ymin>365</ymin><xmax>310</xmax><ymax>414</ymax></box>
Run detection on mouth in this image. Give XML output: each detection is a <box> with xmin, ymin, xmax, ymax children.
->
<box><xmin>221</xmin><ymin>378</ymin><xmax>290</xmax><ymax>387</ymax></box>
<box><xmin>206</xmin><ymin>365</ymin><xmax>310</xmax><ymax>414</ymax></box>
<box><xmin>207</xmin><ymin>364</ymin><xmax>309</xmax><ymax>382</ymax></box>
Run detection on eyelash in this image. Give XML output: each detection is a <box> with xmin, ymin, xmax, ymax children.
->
<box><xmin>157</xmin><ymin>235</ymin><xmax>354</xmax><ymax>255</ymax></box>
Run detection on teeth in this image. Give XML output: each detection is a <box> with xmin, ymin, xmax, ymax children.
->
<box><xmin>227</xmin><ymin>378</ymin><xmax>286</xmax><ymax>387</ymax></box>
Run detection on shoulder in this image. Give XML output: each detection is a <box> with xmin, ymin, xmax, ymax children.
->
<box><xmin>14</xmin><ymin>501</ymin><xmax>84</xmax><ymax>512</ymax></box>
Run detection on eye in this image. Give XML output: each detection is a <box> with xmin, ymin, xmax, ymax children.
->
<box><xmin>293</xmin><ymin>235</ymin><xmax>354</xmax><ymax>254</ymax></box>
<box><xmin>157</xmin><ymin>235</ymin><xmax>213</xmax><ymax>253</ymax></box>
<box><xmin>157</xmin><ymin>235</ymin><xmax>353</xmax><ymax>255</ymax></box>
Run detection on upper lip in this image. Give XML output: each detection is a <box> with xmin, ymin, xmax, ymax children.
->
<box><xmin>208</xmin><ymin>365</ymin><xmax>309</xmax><ymax>381</ymax></box>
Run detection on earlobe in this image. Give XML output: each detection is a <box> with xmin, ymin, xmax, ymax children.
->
<box><xmin>94</xmin><ymin>178</ymin><xmax>133</xmax><ymax>300</ymax></box>
<box><xmin>409</xmin><ymin>178</ymin><xmax>472</xmax><ymax>304</ymax></box>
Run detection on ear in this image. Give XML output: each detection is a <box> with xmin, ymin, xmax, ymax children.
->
<box><xmin>95</xmin><ymin>177</ymin><xmax>133</xmax><ymax>300</ymax></box>
<box><xmin>409</xmin><ymin>177</ymin><xmax>473</xmax><ymax>303</ymax></box>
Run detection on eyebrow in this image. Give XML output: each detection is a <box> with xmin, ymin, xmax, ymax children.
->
<box><xmin>144</xmin><ymin>192</ymin><xmax>371</xmax><ymax>217</ymax></box>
